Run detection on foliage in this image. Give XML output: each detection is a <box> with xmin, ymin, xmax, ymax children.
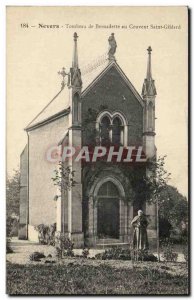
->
<box><xmin>34</xmin><ymin>223</ymin><xmax>56</xmax><ymax>245</ymax></box>
<box><xmin>132</xmin><ymin>249</ymin><xmax>158</xmax><ymax>262</ymax></box>
<box><xmin>142</xmin><ymin>156</ymin><xmax>171</xmax><ymax>205</ymax></box>
<box><xmin>142</xmin><ymin>156</ymin><xmax>188</xmax><ymax>240</ymax></box>
<box><xmin>51</xmin><ymin>163</ymin><xmax>76</xmax><ymax>199</ymax></box>
<box><xmin>95</xmin><ymin>248</ymin><xmax>157</xmax><ymax>262</ymax></box>
<box><xmin>6</xmin><ymin>170</ymin><xmax>20</xmax><ymax>239</ymax></box>
<box><xmin>29</xmin><ymin>252</ymin><xmax>45</xmax><ymax>262</ymax></box>
<box><xmin>55</xmin><ymin>232</ymin><xmax>74</xmax><ymax>258</ymax></box>
<box><xmin>82</xmin><ymin>248</ymin><xmax>90</xmax><ymax>258</ymax></box>
<box><xmin>159</xmin><ymin>185</ymin><xmax>188</xmax><ymax>230</ymax></box>
<box><xmin>6</xmin><ymin>238</ymin><xmax>13</xmax><ymax>254</ymax></box>
<box><xmin>6</xmin><ymin>169</ymin><xmax>20</xmax><ymax>219</ymax></box>
<box><xmin>52</xmin><ymin>163</ymin><xmax>76</xmax><ymax>192</ymax></box>
<box><xmin>160</xmin><ymin>238</ymin><xmax>178</xmax><ymax>262</ymax></box>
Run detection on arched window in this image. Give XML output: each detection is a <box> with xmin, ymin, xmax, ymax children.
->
<box><xmin>73</xmin><ymin>93</ymin><xmax>79</xmax><ymax>123</ymax></box>
<box><xmin>100</xmin><ymin>116</ymin><xmax>111</xmax><ymax>146</ymax></box>
<box><xmin>148</xmin><ymin>102</ymin><xmax>153</xmax><ymax>129</ymax></box>
<box><xmin>96</xmin><ymin>111</ymin><xmax>127</xmax><ymax>146</ymax></box>
<box><xmin>98</xmin><ymin>181</ymin><xmax>119</xmax><ymax>197</ymax></box>
<box><xmin>112</xmin><ymin>117</ymin><xmax>123</xmax><ymax>145</ymax></box>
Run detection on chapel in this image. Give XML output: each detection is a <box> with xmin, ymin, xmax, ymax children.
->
<box><xmin>19</xmin><ymin>33</ymin><xmax>157</xmax><ymax>248</ymax></box>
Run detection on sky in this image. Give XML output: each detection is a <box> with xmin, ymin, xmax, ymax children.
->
<box><xmin>6</xmin><ymin>6</ymin><xmax>188</xmax><ymax>198</ymax></box>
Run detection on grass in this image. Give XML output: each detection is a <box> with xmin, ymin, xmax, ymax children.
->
<box><xmin>6</xmin><ymin>260</ymin><xmax>189</xmax><ymax>295</ymax></box>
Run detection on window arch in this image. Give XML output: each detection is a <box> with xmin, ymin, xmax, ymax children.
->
<box><xmin>98</xmin><ymin>181</ymin><xmax>119</xmax><ymax>197</ymax></box>
<box><xmin>96</xmin><ymin>111</ymin><xmax>127</xmax><ymax>146</ymax></box>
<box><xmin>100</xmin><ymin>116</ymin><xmax>111</xmax><ymax>146</ymax></box>
<box><xmin>73</xmin><ymin>93</ymin><xmax>79</xmax><ymax>123</ymax></box>
<box><xmin>112</xmin><ymin>117</ymin><xmax>123</xmax><ymax>145</ymax></box>
<box><xmin>148</xmin><ymin>102</ymin><xmax>153</xmax><ymax>129</ymax></box>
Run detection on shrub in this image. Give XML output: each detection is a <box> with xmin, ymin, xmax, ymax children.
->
<box><xmin>6</xmin><ymin>238</ymin><xmax>13</xmax><ymax>254</ymax></box>
<box><xmin>55</xmin><ymin>233</ymin><xmax>74</xmax><ymax>258</ymax></box>
<box><xmin>29</xmin><ymin>252</ymin><xmax>45</xmax><ymax>262</ymax></box>
<box><xmin>132</xmin><ymin>250</ymin><xmax>158</xmax><ymax>262</ymax></box>
<box><xmin>95</xmin><ymin>248</ymin><xmax>157</xmax><ymax>262</ymax></box>
<box><xmin>161</xmin><ymin>238</ymin><xmax>178</xmax><ymax>262</ymax></box>
<box><xmin>82</xmin><ymin>248</ymin><xmax>90</xmax><ymax>258</ymax></box>
<box><xmin>34</xmin><ymin>223</ymin><xmax>56</xmax><ymax>245</ymax></box>
<box><xmin>63</xmin><ymin>238</ymin><xmax>74</xmax><ymax>257</ymax></box>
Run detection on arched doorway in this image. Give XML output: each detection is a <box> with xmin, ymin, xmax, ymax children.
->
<box><xmin>97</xmin><ymin>181</ymin><xmax>120</xmax><ymax>239</ymax></box>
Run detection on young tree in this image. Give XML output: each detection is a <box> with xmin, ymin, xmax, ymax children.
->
<box><xmin>51</xmin><ymin>162</ymin><xmax>76</xmax><ymax>198</ymax></box>
<box><xmin>143</xmin><ymin>156</ymin><xmax>171</xmax><ymax>260</ymax></box>
<box><xmin>51</xmin><ymin>162</ymin><xmax>76</xmax><ymax>236</ymax></box>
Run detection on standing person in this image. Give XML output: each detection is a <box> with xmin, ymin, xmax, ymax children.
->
<box><xmin>131</xmin><ymin>210</ymin><xmax>149</xmax><ymax>250</ymax></box>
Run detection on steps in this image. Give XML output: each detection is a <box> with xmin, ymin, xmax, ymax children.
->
<box><xmin>96</xmin><ymin>238</ymin><xmax>130</xmax><ymax>249</ymax></box>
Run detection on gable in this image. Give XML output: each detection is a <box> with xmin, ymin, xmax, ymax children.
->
<box><xmin>82</xmin><ymin>64</ymin><xmax>144</xmax><ymax>146</ymax></box>
<box><xmin>81</xmin><ymin>61</ymin><xmax>144</xmax><ymax>107</ymax></box>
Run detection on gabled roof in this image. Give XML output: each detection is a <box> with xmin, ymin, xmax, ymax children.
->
<box><xmin>25</xmin><ymin>88</ymin><xmax>70</xmax><ymax>131</ymax></box>
<box><xmin>81</xmin><ymin>60</ymin><xmax>144</xmax><ymax>107</ymax></box>
<box><xmin>25</xmin><ymin>59</ymin><xmax>144</xmax><ymax>131</ymax></box>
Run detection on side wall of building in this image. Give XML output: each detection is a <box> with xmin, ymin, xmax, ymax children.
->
<box><xmin>28</xmin><ymin>116</ymin><xmax>69</xmax><ymax>241</ymax></box>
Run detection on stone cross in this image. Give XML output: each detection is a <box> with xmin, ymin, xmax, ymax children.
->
<box><xmin>58</xmin><ymin>67</ymin><xmax>69</xmax><ymax>89</ymax></box>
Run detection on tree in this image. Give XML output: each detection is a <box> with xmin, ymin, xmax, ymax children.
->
<box><xmin>6</xmin><ymin>170</ymin><xmax>20</xmax><ymax>236</ymax></box>
<box><xmin>6</xmin><ymin>169</ymin><xmax>20</xmax><ymax>219</ymax></box>
<box><xmin>51</xmin><ymin>162</ymin><xmax>76</xmax><ymax>199</ymax></box>
<box><xmin>143</xmin><ymin>156</ymin><xmax>171</xmax><ymax>260</ymax></box>
<box><xmin>159</xmin><ymin>185</ymin><xmax>188</xmax><ymax>239</ymax></box>
<box><xmin>51</xmin><ymin>162</ymin><xmax>76</xmax><ymax>244</ymax></box>
<box><xmin>143</xmin><ymin>156</ymin><xmax>188</xmax><ymax>257</ymax></box>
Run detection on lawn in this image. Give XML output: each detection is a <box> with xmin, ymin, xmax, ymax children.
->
<box><xmin>6</xmin><ymin>259</ymin><xmax>189</xmax><ymax>295</ymax></box>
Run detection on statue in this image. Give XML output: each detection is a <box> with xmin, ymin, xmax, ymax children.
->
<box><xmin>131</xmin><ymin>210</ymin><xmax>149</xmax><ymax>250</ymax></box>
<box><xmin>108</xmin><ymin>33</ymin><xmax>117</xmax><ymax>60</ymax></box>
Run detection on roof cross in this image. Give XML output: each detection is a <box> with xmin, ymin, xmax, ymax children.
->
<box><xmin>58</xmin><ymin>67</ymin><xmax>70</xmax><ymax>89</ymax></box>
<box><xmin>147</xmin><ymin>46</ymin><xmax>152</xmax><ymax>54</ymax></box>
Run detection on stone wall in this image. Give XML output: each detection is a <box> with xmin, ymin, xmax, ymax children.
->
<box><xmin>28</xmin><ymin>116</ymin><xmax>69</xmax><ymax>240</ymax></box>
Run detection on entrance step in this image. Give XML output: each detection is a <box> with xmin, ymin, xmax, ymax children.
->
<box><xmin>96</xmin><ymin>239</ymin><xmax>130</xmax><ymax>249</ymax></box>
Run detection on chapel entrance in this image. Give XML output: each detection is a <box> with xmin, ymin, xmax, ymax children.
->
<box><xmin>97</xmin><ymin>181</ymin><xmax>120</xmax><ymax>239</ymax></box>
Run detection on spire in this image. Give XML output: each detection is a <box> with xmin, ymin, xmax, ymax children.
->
<box><xmin>142</xmin><ymin>46</ymin><xmax>157</xmax><ymax>97</ymax></box>
<box><xmin>146</xmin><ymin>46</ymin><xmax>152</xmax><ymax>80</ymax></box>
<box><xmin>72</xmin><ymin>32</ymin><xmax>79</xmax><ymax>69</ymax></box>
<box><xmin>70</xmin><ymin>32</ymin><xmax>82</xmax><ymax>90</ymax></box>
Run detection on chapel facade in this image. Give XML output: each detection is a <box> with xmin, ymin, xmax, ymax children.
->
<box><xmin>19</xmin><ymin>33</ymin><xmax>157</xmax><ymax>248</ymax></box>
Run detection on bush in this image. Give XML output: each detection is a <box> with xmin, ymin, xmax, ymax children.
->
<box><xmin>82</xmin><ymin>248</ymin><xmax>90</xmax><ymax>258</ymax></box>
<box><xmin>55</xmin><ymin>233</ymin><xmax>74</xmax><ymax>258</ymax></box>
<box><xmin>34</xmin><ymin>223</ymin><xmax>56</xmax><ymax>245</ymax></box>
<box><xmin>132</xmin><ymin>250</ymin><xmax>158</xmax><ymax>262</ymax></box>
<box><xmin>29</xmin><ymin>252</ymin><xmax>45</xmax><ymax>262</ymax></box>
<box><xmin>6</xmin><ymin>238</ymin><xmax>13</xmax><ymax>254</ymax></box>
<box><xmin>95</xmin><ymin>248</ymin><xmax>157</xmax><ymax>262</ymax></box>
<box><xmin>161</xmin><ymin>238</ymin><xmax>178</xmax><ymax>262</ymax></box>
